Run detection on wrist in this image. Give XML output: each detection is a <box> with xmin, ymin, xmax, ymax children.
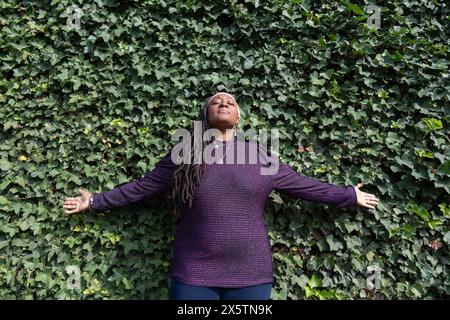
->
<box><xmin>88</xmin><ymin>193</ymin><xmax>94</xmax><ymax>211</ymax></box>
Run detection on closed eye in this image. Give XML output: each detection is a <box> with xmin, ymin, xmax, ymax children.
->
<box><xmin>212</xmin><ymin>100</ymin><xmax>235</xmax><ymax>106</ymax></box>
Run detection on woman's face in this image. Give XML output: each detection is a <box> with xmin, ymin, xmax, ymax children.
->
<box><xmin>207</xmin><ymin>93</ymin><xmax>239</xmax><ymax>130</ymax></box>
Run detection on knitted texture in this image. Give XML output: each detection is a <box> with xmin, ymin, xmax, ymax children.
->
<box><xmin>92</xmin><ymin>137</ymin><xmax>357</xmax><ymax>287</ymax></box>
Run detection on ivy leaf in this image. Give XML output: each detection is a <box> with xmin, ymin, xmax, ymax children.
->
<box><xmin>326</xmin><ymin>235</ymin><xmax>343</xmax><ymax>251</ymax></box>
<box><xmin>309</xmin><ymin>274</ymin><xmax>322</xmax><ymax>288</ymax></box>
<box><xmin>0</xmin><ymin>196</ymin><xmax>9</xmax><ymax>205</ymax></box>
<box><xmin>443</xmin><ymin>231</ymin><xmax>450</xmax><ymax>245</ymax></box>
<box><xmin>437</xmin><ymin>160</ymin><xmax>450</xmax><ymax>175</ymax></box>
<box><xmin>407</xmin><ymin>202</ymin><xmax>430</xmax><ymax>221</ymax></box>
<box><xmin>244</xmin><ymin>56</ymin><xmax>254</xmax><ymax>69</ymax></box>
<box><xmin>310</xmin><ymin>71</ymin><xmax>325</xmax><ymax>86</ymax></box>
<box><xmin>346</xmin><ymin>3</ymin><xmax>366</xmax><ymax>15</ymax></box>
<box><xmin>121</xmin><ymin>240</ymin><xmax>139</xmax><ymax>255</ymax></box>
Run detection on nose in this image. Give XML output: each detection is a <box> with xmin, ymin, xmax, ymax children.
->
<box><xmin>217</xmin><ymin>100</ymin><xmax>228</xmax><ymax>109</ymax></box>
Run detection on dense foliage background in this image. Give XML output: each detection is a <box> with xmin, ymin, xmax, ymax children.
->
<box><xmin>0</xmin><ymin>0</ymin><xmax>448</xmax><ymax>299</ymax></box>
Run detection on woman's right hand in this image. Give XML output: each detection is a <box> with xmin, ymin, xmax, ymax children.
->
<box><xmin>63</xmin><ymin>188</ymin><xmax>92</xmax><ymax>215</ymax></box>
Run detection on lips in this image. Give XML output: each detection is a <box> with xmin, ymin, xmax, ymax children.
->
<box><xmin>217</xmin><ymin>110</ymin><xmax>229</xmax><ymax>114</ymax></box>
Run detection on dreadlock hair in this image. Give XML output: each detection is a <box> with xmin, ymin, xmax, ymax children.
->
<box><xmin>167</xmin><ymin>95</ymin><xmax>215</xmax><ymax>215</ymax></box>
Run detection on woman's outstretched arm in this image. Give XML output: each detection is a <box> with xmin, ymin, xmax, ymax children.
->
<box><xmin>91</xmin><ymin>151</ymin><xmax>177</xmax><ymax>212</ymax></box>
<box><xmin>270</xmin><ymin>161</ymin><xmax>379</xmax><ymax>209</ymax></box>
<box><xmin>63</xmin><ymin>150</ymin><xmax>177</xmax><ymax>215</ymax></box>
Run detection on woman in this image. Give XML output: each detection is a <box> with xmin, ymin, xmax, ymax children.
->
<box><xmin>63</xmin><ymin>92</ymin><xmax>380</xmax><ymax>300</ymax></box>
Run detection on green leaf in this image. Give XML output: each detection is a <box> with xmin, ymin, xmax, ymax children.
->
<box><xmin>310</xmin><ymin>71</ymin><xmax>325</xmax><ymax>86</ymax></box>
<box><xmin>317</xmin><ymin>238</ymin><xmax>329</xmax><ymax>252</ymax></box>
<box><xmin>438</xmin><ymin>203</ymin><xmax>450</xmax><ymax>217</ymax></box>
<box><xmin>437</xmin><ymin>161</ymin><xmax>450</xmax><ymax>175</ymax></box>
<box><xmin>346</xmin><ymin>3</ymin><xmax>365</xmax><ymax>15</ymax></box>
<box><xmin>414</xmin><ymin>148</ymin><xmax>434</xmax><ymax>159</ymax></box>
<box><xmin>406</xmin><ymin>202</ymin><xmax>430</xmax><ymax>221</ymax></box>
<box><xmin>427</xmin><ymin>219</ymin><xmax>443</xmax><ymax>230</ymax></box>
<box><xmin>443</xmin><ymin>231</ymin><xmax>450</xmax><ymax>244</ymax></box>
<box><xmin>292</xmin><ymin>255</ymin><xmax>303</xmax><ymax>267</ymax></box>
<box><xmin>326</xmin><ymin>235</ymin><xmax>343</xmax><ymax>251</ymax></box>
<box><xmin>17</xmin><ymin>220</ymin><xmax>30</xmax><ymax>231</ymax></box>
<box><xmin>244</xmin><ymin>56</ymin><xmax>254</xmax><ymax>69</ymax></box>
<box><xmin>366</xmin><ymin>251</ymin><xmax>375</xmax><ymax>262</ymax></box>
<box><xmin>0</xmin><ymin>196</ymin><xmax>9</xmax><ymax>205</ymax></box>
<box><xmin>122</xmin><ymin>277</ymin><xmax>132</xmax><ymax>290</ymax></box>
<box><xmin>0</xmin><ymin>159</ymin><xmax>12</xmax><ymax>171</ymax></box>
<box><xmin>309</xmin><ymin>274</ymin><xmax>322</xmax><ymax>288</ymax></box>
<box><xmin>121</xmin><ymin>240</ymin><xmax>139</xmax><ymax>255</ymax></box>
<box><xmin>304</xmin><ymin>285</ymin><xmax>314</xmax><ymax>298</ymax></box>
<box><xmin>422</xmin><ymin>118</ymin><xmax>443</xmax><ymax>131</ymax></box>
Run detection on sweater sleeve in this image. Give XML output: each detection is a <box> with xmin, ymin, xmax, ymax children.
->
<box><xmin>270</xmin><ymin>161</ymin><xmax>357</xmax><ymax>208</ymax></box>
<box><xmin>91</xmin><ymin>150</ymin><xmax>177</xmax><ymax>212</ymax></box>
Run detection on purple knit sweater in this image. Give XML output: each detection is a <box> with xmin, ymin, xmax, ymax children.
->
<box><xmin>91</xmin><ymin>136</ymin><xmax>357</xmax><ymax>287</ymax></box>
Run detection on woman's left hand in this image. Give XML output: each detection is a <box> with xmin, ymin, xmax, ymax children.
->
<box><xmin>354</xmin><ymin>183</ymin><xmax>380</xmax><ymax>209</ymax></box>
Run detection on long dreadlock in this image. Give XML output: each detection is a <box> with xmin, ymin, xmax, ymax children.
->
<box><xmin>167</xmin><ymin>95</ymin><xmax>217</xmax><ymax>215</ymax></box>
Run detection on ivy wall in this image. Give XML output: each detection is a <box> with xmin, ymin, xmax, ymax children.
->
<box><xmin>0</xmin><ymin>0</ymin><xmax>449</xmax><ymax>299</ymax></box>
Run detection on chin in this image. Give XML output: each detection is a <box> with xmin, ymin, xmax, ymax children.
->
<box><xmin>214</xmin><ymin>115</ymin><xmax>232</xmax><ymax>121</ymax></box>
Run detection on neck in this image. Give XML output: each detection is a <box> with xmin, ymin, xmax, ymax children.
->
<box><xmin>215</xmin><ymin>128</ymin><xmax>235</xmax><ymax>141</ymax></box>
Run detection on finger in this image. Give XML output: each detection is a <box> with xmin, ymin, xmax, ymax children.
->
<box><xmin>367</xmin><ymin>200</ymin><xmax>379</xmax><ymax>206</ymax></box>
<box><xmin>67</xmin><ymin>206</ymin><xmax>82</xmax><ymax>214</ymax></box>
<box><xmin>68</xmin><ymin>196</ymin><xmax>81</xmax><ymax>200</ymax></box>
<box><xmin>360</xmin><ymin>200</ymin><xmax>374</xmax><ymax>208</ymax></box>
<box><xmin>63</xmin><ymin>201</ymin><xmax>79</xmax><ymax>207</ymax></box>
<box><xmin>64</xmin><ymin>201</ymin><xmax>80</xmax><ymax>209</ymax></box>
<box><xmin>368</xmin><ymin>202</ymin><xmax>377</xmax><ymax>209</ymax></box>
<box><xmin>64</xmin><ymin>208</ymin><xmax>75</xmax><ymax>215</ymax></box>
<box><xmin>64</xmin><ymin>199</ymin><xmax>77</xmax><ymax>204</ymax></box>
<box><xmin>364</xmin><ymin>193</ymin><xmax>378</xmax><ymax>200</ymax></box>
<box><xmin>367</xmin><ymin>196</ymin><xmax>379</xmax><ymax>202</ymax></box>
